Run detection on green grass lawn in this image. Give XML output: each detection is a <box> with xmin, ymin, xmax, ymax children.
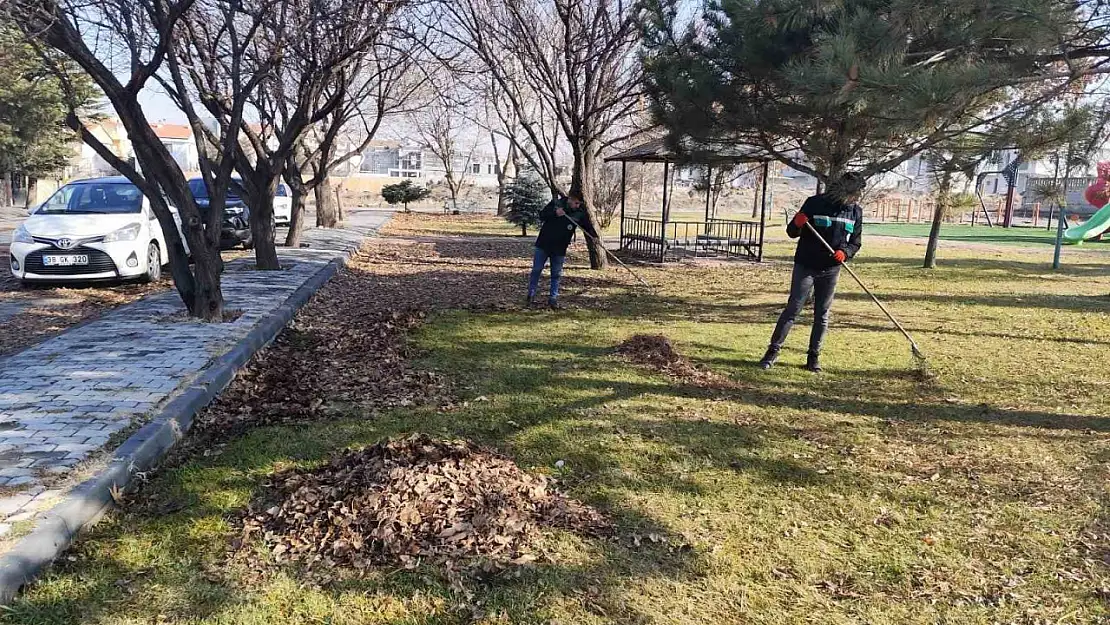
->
<box><xmin>868</xmin><ymin>222</ymin><xmax>1110</xmax><ymax>248</ymax></box>
<box><xmin>6</xmin><ymin>219</ymin><xmax>1110</xmax><ymax>624</ymax></box>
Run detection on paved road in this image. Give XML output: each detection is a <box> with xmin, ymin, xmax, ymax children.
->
<box><xmin>0</xmin><ymin>210</ymin><xmax>390</xmax><ymax>534</ymax></box>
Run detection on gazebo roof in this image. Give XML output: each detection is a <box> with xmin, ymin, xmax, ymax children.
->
<box><xmin>605</xmin><ymin>137</ymin><xmax>770</xmax><ymax>165</ymax></box>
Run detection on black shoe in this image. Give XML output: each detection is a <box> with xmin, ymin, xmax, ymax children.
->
<box><xmin>804</xmin><ymin>353</ymin><xmax>822</xmax><ymax>373</ymax></box>
<box><xmin>759</xmin><ymin>348</ymin><xmax>779</xmax><ymax>370</ymax></box>
<box><xmin>526</xmin><ymin>294</ymin><xmax>537</xmax><ymax>308</ymax></box>
<box><xmin>548</xmin><ymin>299</ymin><xmax>563</xmax><ymax>310</ymax></box>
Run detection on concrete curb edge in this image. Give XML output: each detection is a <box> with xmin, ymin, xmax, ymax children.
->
<box><xmin>0</xmin><ymin>246</ymin><xmax>359</xmax><ymax>604</ymax></box>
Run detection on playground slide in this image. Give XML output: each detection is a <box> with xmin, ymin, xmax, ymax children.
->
<box><xmin>1064</xmin><ymin>204</ymin><xmax>1110</xmax><ymax>243</ymax></box>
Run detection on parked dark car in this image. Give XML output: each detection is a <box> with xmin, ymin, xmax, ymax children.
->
<box><xmin>186</xmin><ymin>178</ymin><xmax>255</xmax><ymax>250</ymax></box>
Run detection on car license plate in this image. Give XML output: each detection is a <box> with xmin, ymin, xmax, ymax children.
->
<box><xmin>42</xmin><ymin>254</ymin><xmax>89</xmax><ymax>267</ymax></box>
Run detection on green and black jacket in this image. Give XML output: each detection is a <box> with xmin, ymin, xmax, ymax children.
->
<box><xmin>787</xmin><ymin>193</ymin><xmax>864</xmax><ymax>270</ymax></box>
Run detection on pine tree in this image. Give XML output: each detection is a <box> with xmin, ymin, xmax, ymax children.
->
<box><xmin>0</xmin><ymin>25</ymin><xmax>96</xmax><ymax>205</ymax></box>
<box><xmin>641</xmin><ymin>0</ymin><xmax>1101</xmax><ymax>187</ymax></box>
<box><xmin>503</xmin><ymin>171</ymin><xmax>547</xmax><ymax>237</ymax></box>
<box><xmin>381</xmin><ymin>180</ymin><xmax>431</xmax><ymax>213</ymax></box>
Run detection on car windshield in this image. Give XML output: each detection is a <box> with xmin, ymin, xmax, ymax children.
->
<box><xmin>188</xmin><ymin>179</ymin><xmax>244</xmax><ymax>201</ymax></box>
<box><xmin>38</xmin><ymin>182</ymin><xmax>143</xmax><ymax>215</ymax></box>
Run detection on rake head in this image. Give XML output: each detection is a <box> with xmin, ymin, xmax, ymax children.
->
<box><xmin>909</xmin><ymin>342</ymin><xmax>934</xmax><ymax>381</ymax></box>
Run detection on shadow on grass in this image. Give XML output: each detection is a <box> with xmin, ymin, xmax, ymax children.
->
<box><xmin>8</xmin><ymin>234</ymin><xmax>1107</xmax><ymax>623</ymax></box>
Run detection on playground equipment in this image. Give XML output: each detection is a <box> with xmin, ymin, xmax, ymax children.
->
<box><xmin>1063</xmin><ymin>163</ymin><xmax>1110</xmax><ymax>243</ymax></box>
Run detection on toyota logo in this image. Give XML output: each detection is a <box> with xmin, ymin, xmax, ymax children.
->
<box><xmin>55</xmin><ymin>237</ymin><xmax>75</xmax><ymax>250</ymax></box>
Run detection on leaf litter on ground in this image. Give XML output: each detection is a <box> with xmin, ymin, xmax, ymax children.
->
<box><xmin>616</xmin><ymin>334</ymin><xmax>736</xmax><ymax>389</ymax></box>
<box><xmin>240</xmin><ymin>433</ymin><xmax>607</xmax><ymax>577</ymax></box>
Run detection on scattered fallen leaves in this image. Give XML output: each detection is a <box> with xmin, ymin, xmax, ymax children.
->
<box><xmin>240</xmin><ymin>433</ymin><xmax>608</xmax><ymax>575</ymax></box>
<box><xmin>0</xmin><ymin>279</ymin><xmax>170</xmax><ymax>357</ymax></box>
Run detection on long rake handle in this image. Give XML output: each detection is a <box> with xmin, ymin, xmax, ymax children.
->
<box><xmin>803</xmin><ymin>220</ymin><xmax>924</xmax><ymax>355</ymax></box>
<box><xmin>562</xmin><ymin>212</ymin><xmax>654</xmax><ymax>291</ymax></box>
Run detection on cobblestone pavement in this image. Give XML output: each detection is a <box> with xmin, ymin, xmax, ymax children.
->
<box><xmin>0</xmin><ymin>210</ymin><xmax>391</xmax><ymax>536</ymax></box>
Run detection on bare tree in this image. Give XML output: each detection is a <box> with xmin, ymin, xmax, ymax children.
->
<box><xmin>409</xmin><ymin>89</ymin><xmax>479</xmax><ymax>212</ymax></box>
<box><xmin>11</xmin><ymin>0</ymin><xmax>234</xmax><ymax>319</ymax></box>
<box><xmin>283</xmin><ymin>37</ymin><xmax>427</xmax><ymax>244</ymax></box>
<box><xmin>435</xmin><ymin>0</ymin><xmax>645</xmax><ymax>269</ymax></box>
<box><xmin>490</xmin><ymin>132</ymin><xmax>517</xmax><ymax>214</ymax></box>
<box><xmin>177</xmin><ymin>0</ymin><xmax>409</xmax><ymax>269</ymax></box>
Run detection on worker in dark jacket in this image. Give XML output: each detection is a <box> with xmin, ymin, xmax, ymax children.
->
<box><xmin>527</xmin><ymin>192</ymin><xmax>596</xmax><ymax>309</ymax></box>
<box><xmin>760</xmin><ymin>173</ymin><xmax>866</xmax><ymax>372</ymax></box>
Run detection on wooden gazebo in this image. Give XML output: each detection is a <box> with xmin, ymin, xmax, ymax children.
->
<box><xmin>605</xmin><ymin>139</ymin><xmax>772</xmax><ymax>263</ymax></box>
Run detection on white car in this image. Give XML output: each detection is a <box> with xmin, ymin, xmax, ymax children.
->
<box><xmin>9</xmin><ymin>177</ymin><xmax>181</xmax><ymax>284</ymax></box>
<box><xmin>274</xmin><ymin>182</ymin><xmax>292</xmax><ymax>226</ymax></box>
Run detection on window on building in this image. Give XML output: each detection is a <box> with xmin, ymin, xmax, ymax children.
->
<box><xmin>359</xmin><ymin>153</ymin><xmax>376</xmax><ymax>173</ymax></box>
<box><xmin>472</xmin><ymin>162</ymin><xmax>482</xmax><ymax>174</ymax></box>
<box><xmin>401</xmin><ymin>152</ymin><xmax>422</xmax><ymax>171</ymax></box>
<box><xmin>488</xmin><ymin>164</ymin><xmax>495</xmax><ymax>175</ymax></box>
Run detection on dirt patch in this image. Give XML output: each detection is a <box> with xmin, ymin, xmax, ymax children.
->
<box><xmin>617</xmin><ymin>334</ymin><xmax>736</xmax><ymax>389</ymax></box>
<box><xmin>240</xmin><ymin>434</ymin><xmax>607</xmax><ymax>576</ymax></box>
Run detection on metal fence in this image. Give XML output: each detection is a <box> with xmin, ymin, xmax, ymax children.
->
<box><xmin>620</xmin><ymin>216</ymin><xmax>763</xmax><ymax>262</ymax></box>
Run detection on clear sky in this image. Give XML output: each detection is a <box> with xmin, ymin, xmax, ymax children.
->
<box><xmin>136</xmin><ymin>86</ymin><xmax>188</xmax><ymax>124</ymax></box>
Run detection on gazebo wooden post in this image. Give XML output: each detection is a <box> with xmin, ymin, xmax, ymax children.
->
<box><xmin>661</xmin><ymin>160</ymin><xmax>670</xmax><ymax>263</ymax></box>
<box><xmin>619</xmin><ymin>160</ymin><xmax>627</xmax><ymax>250</ymax></box>
<box><xmin>758</xmin><ymin>161</ymin><xmax>769</xmax><ymax>262</ymax></box>
<box><xmin>704</xmin><ymin>163</ymin><xmax>712</xmax><ymax>223</ymax></box>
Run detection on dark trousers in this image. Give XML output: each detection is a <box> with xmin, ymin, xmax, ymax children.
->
<box><xmin>528</xmin><ymin>247</ymin><xmax>565</xmax><ymax>299</ymax></box>
<box><xmin>769</xmin><ymin>263</ymin><xmax>841</xmax><ymax>356</ymax></box>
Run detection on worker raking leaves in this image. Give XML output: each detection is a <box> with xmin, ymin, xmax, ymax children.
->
<box><xmin>759</xmin><ymin>173</ymin><xmax>866</xmax><ymax>373</ymax></box>
<box><xmin>526</xmin><ymin>189</ymin><xmax>598</xmax><ymax>309</ymax></box>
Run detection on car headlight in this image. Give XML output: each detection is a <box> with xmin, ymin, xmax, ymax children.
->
<box><xmin>12</xmin><ymin>225</ymin><xmax>33</xmax><ymax>244</ymax></box>
<box><xmin>103</xmin><ymin>223</ymin><xmax>142</xmax><ymax>243</ymax></box>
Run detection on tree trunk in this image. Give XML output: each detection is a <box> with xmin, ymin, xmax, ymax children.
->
<box><xmin>924</xmin><ymin>174</ymin><xmax>952</xmax><ymax>269</ymax></box>
<box><xmin>316</xmin><ymin>176</ymin><xmax>339</xmax><ymax>227</ymax></box>
<box><xmin>24</xmin><ymin>177</ymin><xmax>38</xmax><ymax>209</ymax></box>
<box><xmin>446</xmin><ymin>171</ymin><xmax>459</xmax><ymax>211</ymax></box>
<box><xmin>250</xmin><ymin>191</ymin><xmax>280</xmax><ymax>269</ymax></box>
<box><xmin>521</xmin><ymin>224</ymin><xmax>527</xmax><ymax>236</ymax></box>
<box><xmin>187</xmin><ymin>242</ymin><xmax>225</xmax><ymax>319</ymax></box>
<box><xmin>493</xmin><ymin>133</ymin><xmax>512</xmax><ymax>216</ymax></box>
<box><xmin>244</xmin><ymin>170</ymin><xmax>281</xmax><ymax>270</ymax></box>
<box><xmin>335</xmin><ymin>185</ymin><xmax>345</xmax><ymax>222</ymax></box>
<box><xmin>283</xmin><ymin>160</ymin><xmax>308</xmax><ymax>247</ymax></box>
<box><xmin>126</xmin><ymin>127</ymin><xmax>224</xmax><ymax>320</ymax></box>
<box><xmin>285</xmin><ymin>186</ymin><xmax>307</xmax><ymax>247</ymax></box>
<box><xmin>0</xmin><ymin>173</ymin><xmax>12</xmax><ymax>207</ymax></box>
<box><xmin>572</xmin><ymin>139</ymin><xmax>608</xmax><ymax>270</ymax></box>
<box><xmin>497</xmin><ymin>185</ymin><xmax>509</xmax><ymax>215</ymax></box>
<box><xmin>162</xmin><ymin>190</ymin><xmax>224</xmax><ymax>320</ymax></box>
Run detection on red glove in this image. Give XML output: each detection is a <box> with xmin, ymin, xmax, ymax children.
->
<box><xmin>792</xmin><ymin>212</ymin><xmax>808</xmax><ymax>227</ymax></box>
<box><xmin>833</xmin><ymin>250</ymin><xmax>847</xmax><ymax>264</ymax></box>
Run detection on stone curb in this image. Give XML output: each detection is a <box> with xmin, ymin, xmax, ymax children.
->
<box><xmin>0</xmin><ymin>247</ymin><xmax>359</xmax><ymax>604</ymax></box>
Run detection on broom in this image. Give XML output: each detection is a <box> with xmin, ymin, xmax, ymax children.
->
<box><xmin>802</xmin><ymin>220</ymin><xmax>929</xmax><ymax>372</ymax></box>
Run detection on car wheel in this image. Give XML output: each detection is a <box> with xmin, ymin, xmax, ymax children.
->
<box><xmin>142</xmin><ymin>242</ymin><xmax>161</xmax><ymax>283</ymax></box>
<box><xmin>243</xmin><ymin>233</ymin><xmax>254</xmax><ymax>250</ymax></box>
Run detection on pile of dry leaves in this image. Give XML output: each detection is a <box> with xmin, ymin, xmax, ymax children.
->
<box><xmin>617</xmin><ymin>334</ymin><xmax>735</xmax><ymax>389</ymax></box>
<box><xmin>241</xmin><ymin>434</ymin><xmax>607</xmax><ymax>574</ymax></box>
